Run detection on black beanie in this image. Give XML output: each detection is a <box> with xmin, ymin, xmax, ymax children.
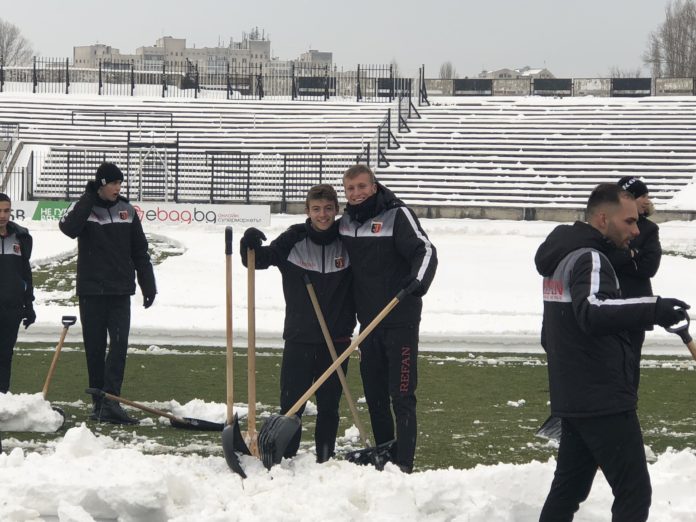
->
<box><xmin>95</xmin><ymin>162</ymin><xmax>124</xmax><ymax>186</ymax></box>
<box><xmin>618</xmin><ymin>176</ymin><xmax>648</xmax><ymax>198</ymax></box>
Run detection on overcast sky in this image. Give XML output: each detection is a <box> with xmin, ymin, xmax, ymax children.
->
<box><xmin>2</xmin><ymin>0</ymin><xmax>671</xmax><ymax>77</ymax></box>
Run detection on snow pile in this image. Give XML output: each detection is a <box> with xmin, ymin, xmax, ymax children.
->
<box><xmin>0</xmin><ymin>392</ymin><xmax>64</xmax><ymax>432</ymax></box>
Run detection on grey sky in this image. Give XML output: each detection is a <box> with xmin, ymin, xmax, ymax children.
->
<box><xmin>2</xmin><ymin>0</ymin><xmax>670</xmax><ymax>77</ymax></box>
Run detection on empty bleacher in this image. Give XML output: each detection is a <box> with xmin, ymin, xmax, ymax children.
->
<box><xmin>382</xmin><ymin>97</ymin><xmax>696</xmax><ymax>208</ymax></box>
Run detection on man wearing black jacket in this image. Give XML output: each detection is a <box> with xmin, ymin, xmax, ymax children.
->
<box><xmin>535</xmin><ymin>183</ymin><xmax>689</xmax><ymax>522</ymax></box>
<box><xmin>0</xmin><ymin>193</ymin><xmax>35</xmax><ymax>394</ymax></box>
<box><xmin>59</xmin><ymin>163</ymin><xmax>156</xmax><ymax>425</ymax></box>
<box><xmin>607</xmin><ymin>176</ymin><xmax>662</xmax><ymax>389</ymax></box>
<box><xmin>339</xmin><ymin>164</ymin><xmax>437</xmax><ymax>473</ymax></box>
<box><xmin>240</xmin><ymin>184</ymin><xmax>355</xmax><ymax>462</ymax></box>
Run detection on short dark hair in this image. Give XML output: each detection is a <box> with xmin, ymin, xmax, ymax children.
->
<box><xmin>0</xmin><ymin>193</ymin><xmax>11</xmax><ymax>204</ymax></box>
<box><xmin>343</xmin><ymin>164</ymin><xmax>376</xmax><ymax>184</ymax></box>
<box><xmin>586</xmin><ymin>183</ymin><xmax>634</xmax><ymax>220</ymax></box>
<box><xmin>305</xmin><ymin>184</ymin><xmax>339</xmax><ymax>210</ymax></box>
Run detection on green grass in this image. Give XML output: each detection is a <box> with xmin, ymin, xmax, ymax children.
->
<box><xmin>4</xmin><ymin>345</ymin><xmax>696</xmax><ymax>471</ymax></box>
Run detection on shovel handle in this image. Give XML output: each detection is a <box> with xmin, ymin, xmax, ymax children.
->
<box><xmin>225</xmin><ymin>226</ymin><xmax>235</xmax><ymax>424</ymax></box>
<box><xmin>85</xmin><ymin>388</ymin><xmax>183</xmax><ymax>422</ymax></box>
<box><xmin>246</xmin><ymin>248</ymin><xmax>258</xmax><ymax>454</ymax></box>
<box><xmin>42</xmin><ymin>316</ymin><xmax>76</xmax><ymax>399</ymax></box>
<box><xmin>285</xmin><ymin>287</ymin><xmax>410</xmax><ymax>418</ymax></box>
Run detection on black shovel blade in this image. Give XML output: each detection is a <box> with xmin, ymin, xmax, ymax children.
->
<box><xmin>257</xmin><ymin>413</ymin><xmax>302</xmax><ymax>470</ymax></box>
<box><xmin>222</xmin><ymin>413</ymin><xmax>251</xmax><ymax>478</ymax></box>
<box><xmin>535</xmin><ymin>415</ymin><xmax>562</xmax><ymax>441</ymax></box>
<box><xmin>345</xmin><ymin>439</ymin><xmax>396</xmax><ymax>471</ymax></box>
<box><xmin>169</xmin><ymin>417</ymin><xmax>224</xmax><ymax>432</ymax></box>
<box><xmin>51</xmin><ymin>406</ymin><xmax>67</xmax><ymax>432</ymax></box>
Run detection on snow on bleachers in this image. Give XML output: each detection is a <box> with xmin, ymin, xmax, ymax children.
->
<box><xmin>382</xmin><ymin>97</ymin><xmax>696</xmax><ymax>207</ymax></box>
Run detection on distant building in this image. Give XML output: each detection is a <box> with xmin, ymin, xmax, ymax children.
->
<box><xmin>479</xmin><ymin>66</ymin><xmax>555</xmax><ymax>79</ymax></box>
<box><xmin>297</xmin><ymin>50</ymin><xmax>333</xmax><ymax>65</ymax></box>
<box><xmin>74</xmin><ymin>29</ymin><xmax>272</xmax><ymax>71</ymax></box>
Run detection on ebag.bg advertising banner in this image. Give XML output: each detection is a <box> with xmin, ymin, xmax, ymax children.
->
<box><xmin>10</xmin><ymin>201</ymin><xmax>271</xmax><ymax>228</ymax></box>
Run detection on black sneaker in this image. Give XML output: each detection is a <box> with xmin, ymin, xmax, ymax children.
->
<box><xmin>94</xmin><ymin>399</ymin><xmax>139</xmax><ymax>425</ymax></box>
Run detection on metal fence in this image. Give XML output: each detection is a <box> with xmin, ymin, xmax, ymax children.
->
<box><xmin>0</xmin><ymin>58</ymin><xmax>418</xmax><ymax>101</ymax></box>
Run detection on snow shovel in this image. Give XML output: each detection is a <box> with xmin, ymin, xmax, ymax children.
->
<box><xmin>244</xmin><ymin>248</ymin><xmax>259</xmax><ymax>456</ymax></box>
<box><xmin>41</xmin><ymin>315</ymin><xmax>77</xmax><ymax>426</ymax></box>
<box><xmin>536</xmin><ymin>308</ymin><xmax>696</xmax><ymax>442</ymax></box>
<box><xmin>85</xmin><ymin>388</ymin><xmax>224</xmax><ymax>430</ymax></box>
<box><xmin>221</xmin><ymin>226</ymin><xmax>251</xmax><ymax>479</ymax></box>
<box><xmin>258</xmin><ymin>280</ymin><xmax>419</xmax><ymax>470</ymax></box>
<box><xmin>303</xmin><ymin>274</ymin><xmax>395</xmax><ymax>467</ymax></box>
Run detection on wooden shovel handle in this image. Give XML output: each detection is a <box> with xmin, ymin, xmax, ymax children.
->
<box><xmin>687</xmin><ymin>340</ymin><xmax>696</xmax><ymax>361</ymax></box>
<box><xmin>42</xmin><ymin>325</ymin><xmax>70</xmax><ymax>399</ymax></box>
<box><xmin>87</xmin><ymin>388</ymin><xmax>182</xmax><ymax>422</ymax></box>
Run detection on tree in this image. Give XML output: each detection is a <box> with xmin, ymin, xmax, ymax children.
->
<box><xmin>390</xmin><ymin>59</ymin><xmax>400</xmax><ymax>77</ymax></box>
<box><xmin>0</xmin><ymin>18</ymin><xmax>33</xmax><ymax>66</ymax></box>
<box><xmin>643</xmin><ymin>0</ymin><xmax>696</xmax><ymax>77</ymax></box>
<box><xmin>608</xmin><ymin>66</ymin><xmax>644</xmax><ymax>78</ymax></box>
<box><xmin>439</xmin><ymin>61</ymin><xmax>457</xmax><ymax>79</ymax></box>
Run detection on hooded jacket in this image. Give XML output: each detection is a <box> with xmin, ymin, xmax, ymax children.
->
<box><xmin>241</xmin><ymin>219</ymin><xmax>356</xmax><ymax>343</ymax></box>
<box><xmin>0</xmin><ymin>222</ymin><xmax>33</xmax><ymax>309</ymax></box>
<box><xmin>535</xmin><ymin>221</ymin><xmax>659</xmax><ymax>417</ymax></box>
<box><xmin>59</xmin><ymin>187</ymin><xmax>156</xmax><ymax>297</ymax></box>
<box><xmin>338</xmin><ymin>183</ymin><xmax>437</xmax><ymax>328</ymax></box>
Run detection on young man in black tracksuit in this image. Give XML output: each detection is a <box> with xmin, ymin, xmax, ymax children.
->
<box><xmin>0</xmin><ymin>193</ymin><xmax>36</xmax><ymax>394</ymax></box>
<box><xmin>240</xmin><ymin>184</ymin><xmax>355</xmax><ymax>462</ymax></box>
<box><xmin>535</xmin><ymin>184</ymin><xmax>688</xmax><ymax>521</ymax></box>
<box><xmin>607</xmin><ymin>176</ymin><xmax>662</xmax><ymax>389</ymax></box>
<box><xmin>59</xmin><ymin>163</ymin><xmax>156</xmax><ymax>425</ymax></box>
<box><xmin>339</xmin><ymin>165</ymin><xmax>437</xmax><ymax>473</ymax></box>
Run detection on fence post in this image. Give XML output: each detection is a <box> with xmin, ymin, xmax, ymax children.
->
<box><xmin>281</xmin><ymin>154</ymin><xmax>288</xmax><ymax>212</ymax></box>
<box><xmin>32</xmin><ymin>56</ymin><xmax>37</xmax><ymax>94</ymax></box>
<box><xmin>257</xmin><ymin>63</ymin><xmax>264</xmax><ymax>99</ymax></box>
<box><xmin>66</xmin><ymin>151</ymin><xmax>71</xmax><ymax>200</ymax></box>
<box><xmin>65</xmin><ymin>58</ymin><xmax>70</xmax><ymax>94</ymax></box>
<box><xmin>291</xmin><ymin>62</ymin><xmax>296</xmax><ymax>100</ymax></box>
<box><xmin>356</xmin><ymin>64</ymin><xmax>362</xmax><ymax>102</ymax></box>
<box><xmin>226</xmin><ymin>62</ymin><xmax>230</xmax><ymax>100</ymax></box>
<box><xmin>389</xmin><ymin>64</ymin><xmax>394</xmax><ymax>102</ymax></box>
<box><xmin>131</xmin><ymin>61</ymin><xmax>135</xmax><ymax>96</ymax></box>
<box><xmin>162</xmin><ymin>61</ymin><xmax>166</xmax><ymax>98</ymax></box>
<box><xmin>98</xmin><ymin>60</ymin><xmax>102</xmax><ymax>95</ymax></box>
<box><xmin>245</xmin><ymin>154</ymin><xmax>251</xmax><ymax>204</ymax></box>
<box><xmin>324</xmin><ymin>65</ymin><xmax>329</xmax><ymax>101</ymax></box>
<box><xmin>194</xmin><ymin>62</ymin><xmax>199</xmax><ymax>99</ymax></box>
<box><xmin>0</xmin><ymin>58</ymin><xmax>4</xmax><ymax>93</ymax></box>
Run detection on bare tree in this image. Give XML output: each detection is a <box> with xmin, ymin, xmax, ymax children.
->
<box><xmin>608</xmin><ymin>66</ymin><xmax>644</xmax><ymax>78</ymax></box>
<box><xmin>390</xmin><ymin>59</ymin><xmax>400</xmax><ymax>77</ymax></box>
<box><xmin>0</xmin><ymin>18</ymin><xmax>33</xmax><ymax>66</ymax></box>
<box><xmin>439</xmin><ymin>61</ymin><xmax>458</xmax><ymax>79</ymax></box>
<box><xmin>643</xmin><ymin>0</ymin><xmax>696</xmax><ymax>77</ymax></box>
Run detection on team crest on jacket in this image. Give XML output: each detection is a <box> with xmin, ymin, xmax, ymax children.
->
<box><xmin>13</xmin><ymin>243</ymin><xmax>20</xmax><ymax>254</ymax></box>
<box><xmin>119</xmin><ymin>210</ymin><xmax>128</xmax><ymax>220</ymax></box>
<box><xmin>371</xmin><ymin>221</ymin><xmax>383</xmax><ymax>234</ymax></box>
<box><xmin>335</xmin><ymin>256</ymin><xmax>345</xmax><ymax>269</ymax></box>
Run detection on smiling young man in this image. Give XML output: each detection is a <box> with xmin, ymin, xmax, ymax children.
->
<box><xmin>0</xmin><ymin>193</ymin><xmax>35</xmax><ymax>395</ymax></box>
<box><xmin>240</xmin><ymin>184</ymin><xmax>355</xmax><ymax>463</ymax></box>
<box><xmin>338</xmin><ymin>164</ymin><xmax>438</xmax><ymax>474</ymax></box>
<box><xmin>535</xmin><ymin>183</ymin><xmax>689</xmax><ymax>521</ymax></box>
<box><xmin>59</xmin><ymin>162</ymin><xmax>156</xmax><ymax>425</ymax></box>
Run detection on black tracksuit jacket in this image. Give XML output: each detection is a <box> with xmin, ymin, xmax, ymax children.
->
<box><xmin>241</xmin><ymin>219</ymin><xmax>356</xmax><ymax>343</ymax></box>
<box><xmin>535</xmin><ymin>221</ymin><xmax>661</xmax><ymax>417</ymax></box>
<box><xmin>59</xmin><ymin>190</ymin><xmax>156</xmax><ymax>297</ymax></box>
<box><xmin>0</xmin><ymin>222</ymin><xmax>33</xmax><ymax>309</ymax></box>
<box><xmin>338</xmin><ymin>184</ymin><xmax>437</xmax><ymax>328</ymax></box>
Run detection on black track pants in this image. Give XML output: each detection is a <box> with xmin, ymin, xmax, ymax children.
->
<box><xmin>359</xmin><ymin>324</ymin><xmax>419</xmax><ymax>471</ymax></box>
<box><xmin>279</xmin><ymin>340</ymin><xmax>349</xmax><ymax>462</ymax></box>
<box><xmin>540</xmin><ymin>411</ymin><xmax>651</xmax><ymax>522</ymax></box>
<box><xmin>79</xmin><ymin>295</ymin><xmax>131</xmax><ymax>396</ymax></box>
<box><xmin>0</xmin><ymin>308</ymin><xmax>22</xmax><ymax>393</ymax></box>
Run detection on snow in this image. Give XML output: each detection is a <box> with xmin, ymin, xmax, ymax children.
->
<box><xmin>1</xmin><ymin>215</ymin><xmax>696</xmax><ymax>520</ymax></box>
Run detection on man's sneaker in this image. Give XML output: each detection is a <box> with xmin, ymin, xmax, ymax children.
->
<box><xmin>94</xmin><ymin>399</ymin><xmax>139</xmax><ymax>425</ymax></box>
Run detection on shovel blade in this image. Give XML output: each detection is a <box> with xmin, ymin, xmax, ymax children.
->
<box><xmin>345</xmin><ymin>439</ymin><xmax>396</xmax><ymax>470</ymax></box>
<box><xmin>257</xmin><ymin>413</ymin><xmax>302</xmax><ymax>470</ymax></box>
<box><xmin>222</xmin><ymin>414</ymin><xmax>251</xmax><ymax>478</ymax></box>
<box><xmin>535</xmin><ymin>415</ymin><xmax>562</xmax><ymax>441</ymax></box>
<box><xmin>51</xmin><ymin>406</ymin><xmax>66</xmax><ymax>432</ymax></box>
<box><xmin>170</xmin><ymin>417</ymin><xmax>224</xmax><ymax>432</ymax></box>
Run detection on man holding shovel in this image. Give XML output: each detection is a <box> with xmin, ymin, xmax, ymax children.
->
<box><xmin>535</xmin><ymin>183</ymin><xmax>689</xmax><ymax>521</ymax></box>
<box><xmin>59</xmin><ymin>162</ymin><xmax>156</xmax><ymax>425</ymax></box>
<box><xmin>339</xmin><ymin>165</ymin><xmax>438</xmax><ymax>474</ymax></box>
<box><xmin>240</xmin><ymin>184</ymin><xmax>355</xmax><ymax>463</ymax></box>
<box><xmin>0</xmin><ymin>193</ymin><xmax>36</xmax><ymax>394</ymax></box>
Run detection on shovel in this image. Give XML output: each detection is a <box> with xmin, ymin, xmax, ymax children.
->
<box><xmin>41</xmin><ymin>315</ymin><xmax>77</xmax><ymax>427</ymax></box>
<box><xmin>303</xmin><ymin>274</ymin><xmax>395</xmax><ymax>467</ymax></box>
<box><xmin>536</xmin><ymin>307</ymin><xmax>696</xmax><ymax>442</ymax></box>
<box><xmin>258</xmin><ymin>280</ymin><xmax>419</xmax><ymax>470</ymax></box>
<box><xmin>221</xmin><ymin>226</ymin><xmax>251</xmax><ymax>478</ymax></box>
<box><xmin>244</xmin><ymin>248</ymin><xmax>259</xmax><ymax>456</ymax></box>
<box><xmin>85</xmin><ymin>388</ymin><xmax>224</xmax><ymax>430</ymax></box>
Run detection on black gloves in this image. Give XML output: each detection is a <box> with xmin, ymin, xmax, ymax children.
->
<box><xmin>22</xmin><ymin>305</ymin><xmax>36</xmax><ymax>329</ymax></box>
<box><xmin>655</xmin><ymin>297</ymin><xmax>690</xmax><ymax>328</ymax></box>
<box><xmin>400</xmin><ymin>275</ymin><xmax>424</xmax><ymax>297</ymax></box>
<box><xmin>143</xmin><ymin>295</ymin><xmax>156</xmax><ymax>309</ymax></box>
<box><xmin>241</xmin><ymin>227</ymin><xmax>266</xmax><ymax>251</ymax></box>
